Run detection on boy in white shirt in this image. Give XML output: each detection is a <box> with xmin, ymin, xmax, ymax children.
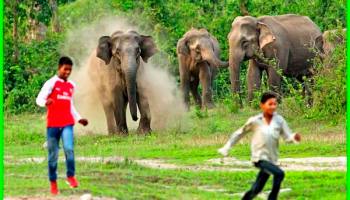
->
<box><xmin>218</xmin><ymin>92</ymin><xmax>301</xmax><ymax>200</ymax></box>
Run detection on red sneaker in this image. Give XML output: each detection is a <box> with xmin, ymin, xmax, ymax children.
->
<box><xmin>66</xmin><ymin>176</ymin><xmax>79</xmax><ymax>188</ymax></box>
<box><xmin>50</xmin><ymin>181</ymin><xmax>59</xmax><ymax>195</ymax></box>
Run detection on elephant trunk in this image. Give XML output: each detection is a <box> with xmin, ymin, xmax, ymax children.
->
<box><xmin>213</xmin><ymin>57</ymin><xmax>229</xmax><ymax>68</ymax></box>
<box><xmin>202</xmin><ymin>49</ymin><xmax>228</xmax><ymax>68</ymax></box>
<box><xmin>229</xmin><ymin>48</ymin><xmax>244</xmax><ymax>93</ymax></box>
<box><xmin>125</xmin><ymin>58</ymin><xmax>139</xmax><ymax>121</ymax></box>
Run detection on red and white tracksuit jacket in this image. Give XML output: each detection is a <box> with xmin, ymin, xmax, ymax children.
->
<box><xmin>36</xmin><ymin>75</ymin><xmax>82</xmax><ymax>127</ymax></box>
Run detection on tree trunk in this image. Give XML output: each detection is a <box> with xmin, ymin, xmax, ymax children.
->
<box><xmin>50</xmin><ymin>0</ymin><xmax>60</xmax><ymax>32</ymax></box>
<box><xmin>11</xmin><ymin>0</ymin><xmax>19</xmax><ymax>63</ymax></box>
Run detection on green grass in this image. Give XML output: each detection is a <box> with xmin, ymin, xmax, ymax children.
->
<box><xmin>3</xmin><ymin>0</ymin><xmax>346</xmax><ymax>199</ymax></box>
<box><xmin>4</xmin><ymin>105</ymin><xmax>346</xmax><ymax>199</ymax></box>
<box><xmin>5</xmin><ymin>162</ymin><xmax>346</xmax><ymax>200</ymax></box>
<box><xmin>5</xmin><ymin>106</ymin><xmax>345</xmax><ymax>165</ymax></box>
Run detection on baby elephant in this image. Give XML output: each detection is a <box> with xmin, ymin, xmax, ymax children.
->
<box><xmin>177</xmin><ymin>28</ymin><xmax>228</xmax><ymax>110</ymax></box>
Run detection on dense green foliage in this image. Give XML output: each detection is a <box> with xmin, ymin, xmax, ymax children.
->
<box><xmin>4</xmin><ymin>0</ymin><xmax>346</xmax><ymax>120</ymax></box>
<box><xmin>4</xmin><ymin>34</ymin><xmax>61</xmax><ymax>112</ymax></box>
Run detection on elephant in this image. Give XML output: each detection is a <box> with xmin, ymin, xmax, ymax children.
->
<box><xmin>227</xmin><ymin>14</ymin><xmax>323</xmax><ymax>101</ymax></box>
<box><xmin>177</xmin><ymin>28</ymin><xmax>228</xmax><ymax>110</ymax></box>
<box><xmin>322</xmin><ymin>28</ymin><xmax>346</xmax><ymax>57</ymax></box>
<box><xmin>88</xmin><ymin>30</ymin><xmax>157</xmax><ymax>135</ymax></box>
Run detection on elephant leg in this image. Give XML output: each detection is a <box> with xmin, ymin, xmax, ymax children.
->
<box><xmin>210</xmin><ymin>67</ymin><xmax>217</xmax><ymax>89</ymax></box>
<box><xmin>97</xmin><ymin>88</ymin><xmax>117</xmax><ymax>135</ymax></box>
<box><xmin>298</xmin><ymin>75</ymin><xmax>313</xmax><ymax>107</ymax></box>
<box><xmin>303</xmin><ymin>79</ymin><xmax>313</xmax><ymax>107</ymax></box>
<box><xmin>267</xmin><ymin>67</ymin><xmax>281</xmax><ymax>97</ymax></box>
<box><xmin>113</xmin><ymin>94</ymin><xmax>128</xmax><ymax>135</ymax></box>
<box><xmin>210</xmin><ymin>67</ymin><xmax>218</xmax><ymax>99</ymax></box>
<box><xmin>267</xmin><ymin>48</ymin><xmax>289</xmax><ymax>100</ymax></box>
<box><xmin>136</xmin><ymin>91</ymin><xmax>152</xmax><ymax>134</ymax></box>
<box><xmin>247</xmin><ymin>60</ymin><xmax>262</xmax><ymax>102</ymax></box>
<box><xmin>199</xmin><ymin>62</ymin><xmax>214</xmax><ymax>109</ymax></box>
<box><xmin>189</xmin><ymin>75</ymin><xmax>202</xmax><ymax>108</ymax></box>
<box><xmin>305</xmin><ymin>77</ymin><xmax>314</xmax><ymax>107</ymax></box>
<box><xmin>180</xmin><ymin>65</ymin><xmax>191</xmax><ymax>111</ymax></box>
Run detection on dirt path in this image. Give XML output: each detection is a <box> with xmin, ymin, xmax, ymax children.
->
<box><xmin>206</xmin><ymin>156</ymin><xmax>346</xmax><ymax>171</ymax></box>
<box><xmin>5</xmin><ymin>156</ymin><xmax>346</xmax><ymax>172</ymax></box>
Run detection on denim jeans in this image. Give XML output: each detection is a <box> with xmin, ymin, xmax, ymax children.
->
<box><xmin>47</xmin><ymin>125</ymin><xmax>75</xmax><ymax>181</ymax></box>
<box><xmin>242</xmin><ymin>160</ymin><xmax>285</xmax><ymax>200</ymax></box>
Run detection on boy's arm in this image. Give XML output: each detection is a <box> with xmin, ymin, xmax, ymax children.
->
<box><xmin>36</xmin><ymin>80</ymin><xmax>54</xmax><ymax>107</ymax></box>
<box><xmin>280</xmin><ymin>117</ymin><xmax>299</xmax><ymax>143</ymax></box>
<box><xmin>70</xmin><ymin>82</ymin><xmax>88</xmax><ymax>126</ymax></box>
<box><xmin>218</xmin><ymin>118</ymin><xmax>253</xmax><ymax>156</ymax></box>
<box><xmin>70</xmin><ymin>99</ymin><xmax>82</xmax><ymax>121</ymax></box>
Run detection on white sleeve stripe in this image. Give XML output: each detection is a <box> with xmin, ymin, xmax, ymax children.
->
<box><xmin>35</xmin><ymin>76</ymin><xmax>57</xmax><ymax>107</ymax></box>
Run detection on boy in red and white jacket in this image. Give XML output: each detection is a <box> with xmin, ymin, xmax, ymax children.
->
<box><xmin>36</xmin><ymin>56</ymin><xmax>88</xmax><ymax>195</ymax></box>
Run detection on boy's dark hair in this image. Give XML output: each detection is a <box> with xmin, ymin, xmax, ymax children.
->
<box><xmin>58</xmin><ymin>56</ymin><xmax>73</xmax><ymax>67</ymax></box>
<box><xmin>260</xmin><ymin>91</ymin><xmax>277</xmax><ymax>103</ymax></box>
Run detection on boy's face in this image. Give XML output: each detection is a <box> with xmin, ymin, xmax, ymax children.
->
<box><xmin>260</xmin><ymin>98</ymin><xmax>277</xmax><ymax>115</ymax></box>
<box><xmin>58</xmin><ymin>64</ymin><xmax>72</xmax><ymax>80</ymax></box>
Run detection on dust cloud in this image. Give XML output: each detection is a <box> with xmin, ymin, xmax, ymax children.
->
<box><xmin>60</xmin><ymin>16</ymin><xmax>187</xmax><ymax>134</ymax></box>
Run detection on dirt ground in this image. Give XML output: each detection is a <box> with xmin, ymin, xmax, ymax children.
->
<box><xmin>6</xmin><ymin>156</ymin><xmax>346</xmax><ymax>172</ymax></box>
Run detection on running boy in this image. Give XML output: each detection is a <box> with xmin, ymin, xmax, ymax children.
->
<box><xmin>36</xmin><ymin>56</ymin><xmax>88</xmax><ymax>195</ymax></box>
<box><xmin>218</xmin><ymin>92</ymin><xmax>301</xmax><ymax>200</ymax></box>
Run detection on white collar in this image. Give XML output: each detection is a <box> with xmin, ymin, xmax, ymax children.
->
<box><xmin>259</xmin><ymin>112</ymin><xmax>277</xmax><ymax>119</ymax></box>
<box><xmin>55</xmin><ymin>75</ymin><xmax>68</xmax><ymax>82</ymax></box>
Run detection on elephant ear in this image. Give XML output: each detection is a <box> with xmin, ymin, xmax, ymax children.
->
<box><xmin>315</xmin><ymin>34</ymin><xmax>324</xmax><ymax>54</ymax></box>
<box><xmin>140</xmin><ymin>35</ymin><xmax>158</xmax><ymax>63</ymax></box>
<box><xmin>177</xmin><ymin>37</ymin><xmax>189</xmax><ymax>55</ymax></box>
<box><xmin>257</xmin><ymin>22</ymin><xmax>275</xmax><ymax>49</ymax></box>
<box><xmin>96</xmin><ymin>36</ymin><xmax>112</xmax><ymax>65</ymax></box>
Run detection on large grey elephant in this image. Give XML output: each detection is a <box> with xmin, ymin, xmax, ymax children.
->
<box><xmin>177</xmin><ymin>28</ymin><xmax>228</xmax><ymax>110</ymax></box>
<box><xmin>88</xmin><ymin>30</ymin><xmax>157</xmax><ymax>135</ymax></box>
<box><xmin>228</xmin><ymin>14</ymin><xmax>323</xmax><ymax>101</ymax></box>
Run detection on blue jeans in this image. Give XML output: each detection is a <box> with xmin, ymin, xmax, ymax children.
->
<box><xmin>47</xmin><ymin>125</ymin><xmax>75</xmax><ymax>181</ymax></box>
<box><xmin>242</xmin><ymin>160</ymin><xmax>285</xmax><ymax>200</ymax></box>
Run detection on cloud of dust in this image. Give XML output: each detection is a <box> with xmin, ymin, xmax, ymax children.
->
<box><xmin>60</xmin><ymin>16</ymin><xmax>187</xmax><ymax>134</ymax></box>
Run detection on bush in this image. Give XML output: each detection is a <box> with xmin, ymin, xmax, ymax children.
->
<box><xmin>4</xmin><ymin>34</ymin><xmax>62</xmax><ymax>113</ymax></box>
<box><xmin>309</xmin><ymin>28</ymin><xmax>346</xmax><ymax>119</ymax></box>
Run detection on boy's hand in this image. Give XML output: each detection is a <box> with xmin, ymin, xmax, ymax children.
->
<box><xmin>294</xmin><ymin>133</ymin><xmax>301</xmax><ymax>142</ymax></box>
<box><xmin>45</xmin><ymin>98</ymin><xmax>53</xmax><ymax>106</ymax></box>
<box><xmin>78</xmin><ymin>119</ymin><xmax>89</xmax><ymax>126</ymax></box>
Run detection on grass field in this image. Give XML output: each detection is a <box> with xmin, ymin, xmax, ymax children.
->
<box><xmin>3</xmin><ymin>0</ymin><xmax>346</xmax><ymax>199</ymax></box>
<box><xmin>4</xmin><ymin>105</ymin><xmax>346</xmax><ymax>199</ymax></box>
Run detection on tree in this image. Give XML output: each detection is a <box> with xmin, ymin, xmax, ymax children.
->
<box><xmin>50</xmin><ymin>0</ymin><xmax>61</xmax><ymax>32</ymax></box>
<box><xmin>6</xmin><ymin>0</ymin><xmax>20</xmax><ymax>63</ymax></box>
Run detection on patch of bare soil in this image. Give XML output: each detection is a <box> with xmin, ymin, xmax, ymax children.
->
<box><xmin>6</xmin><ymin>156</ymin><xmax>346</xmax><ymax>172</ymax></box>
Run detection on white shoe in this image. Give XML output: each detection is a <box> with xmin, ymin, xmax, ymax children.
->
<box><xmin>42</xmin><ymin>141</ymin><xmax>47</xmax><ymax>149</ymax></box>
<box><xmin>218</xmin><ymin>147</ymin><xmax>229</xmax><ymax>157</ymax></box>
